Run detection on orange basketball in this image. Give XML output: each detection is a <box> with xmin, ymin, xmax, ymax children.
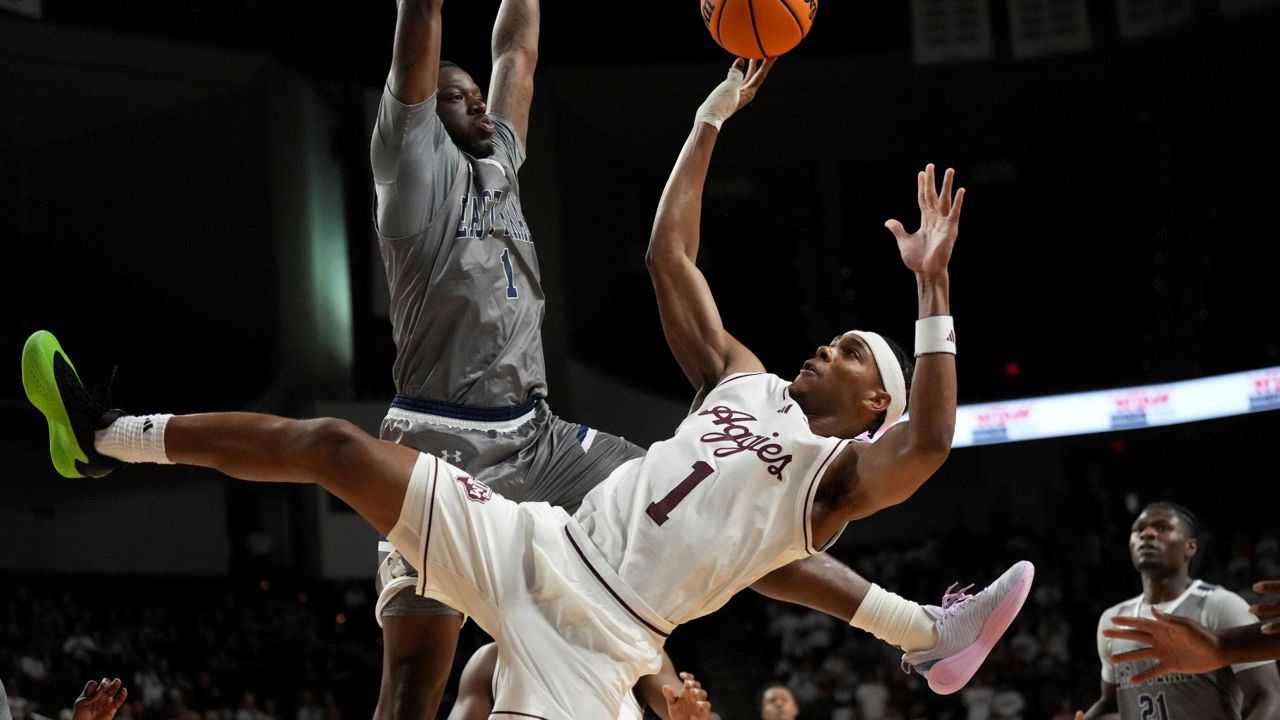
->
<box><xmin>700</xmin><ymin>0</ymin><xmax>818</xmax><ymax>59</ymax></box>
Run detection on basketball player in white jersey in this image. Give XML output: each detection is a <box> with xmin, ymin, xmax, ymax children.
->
<box><xmin>1077</xmin><ymin>502</ymin><xmax>1279</xmax><ymax>720</ymax></box>
<box><xmin>22</xmin><ymin>60</ymin><xmax>1034</xmax><ymax>719</ymax></box>
<box><xmin>369</xmin><ymin>1</ymin><xmax>1021</xmax><ymax>716</ymax></box>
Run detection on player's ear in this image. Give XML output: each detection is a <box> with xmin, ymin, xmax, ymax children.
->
<box><xmin>1185</xmin><ymin>537</ymin><xmax>1198</xmax><ymax>561</ymax></box>
<box><xmin>864</xmin><ymin>388</ymin><xmax>891</xmax><ymax>415</ymax></box>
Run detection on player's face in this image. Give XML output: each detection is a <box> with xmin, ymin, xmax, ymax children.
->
<box><xmin>1129</xmin><ymin>508</ymin><xmax>1196</xmax><ymax>574</ymax></box>
<box><xmin>790</xmin><ymin>332</ymin><xmax>890</xmax><ymax>434</ymax></box>
<box><xmin>436</xmin><ymin>67</ymin><xmax>496</xmax><ymax>158</ymax></box>
<box><xmin>761</xmin><ymin>686</ymin><xmax>799</xmax><ymax>720</ymax></box>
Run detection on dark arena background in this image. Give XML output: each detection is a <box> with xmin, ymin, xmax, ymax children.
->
<box><xmin>2</xmin><ymin>1</ymin><xmax>1279</xmax><ymax>718</ymax></box>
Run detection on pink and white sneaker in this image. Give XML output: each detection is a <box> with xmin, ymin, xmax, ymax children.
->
<box><xmin>902</xmin><ymin>560</ymin><xmax>1035</xmax><ymax>695</ymax></box>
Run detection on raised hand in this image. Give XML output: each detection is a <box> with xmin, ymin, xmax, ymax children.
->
<box><xmin>885</xmin><ymin>164</ymin><xmax>965</xmax><ymax>276</ymax></box>
<box><xmin>695</xmin><ymin>58</ymin><xmax>777</xmax><ymax>129</ymax></box>
<box><xmin>72</xmin><ymin>678</ymin><xmax>128</xmax><ymax>720</ymax></box>
<box><xmin>662</xmin><ymin>672</ymin><xmax>712</xmax><ymax>720</ymax></box>
<box><xmin>1103</xmin><ymin>609</ymin><xmax>1224</xmax><ymax>682</ymax></box>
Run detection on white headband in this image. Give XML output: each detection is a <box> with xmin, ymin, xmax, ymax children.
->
<box><xmin>847</xmin><ymin>330</ymin><xmax>907</xmax><ymax>439</ymax></box>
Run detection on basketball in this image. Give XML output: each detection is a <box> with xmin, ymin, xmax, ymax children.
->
<box><xmin>700</xmin><ymin>0</ymin><xmax>818</xmax><ymax>59</ymax></box>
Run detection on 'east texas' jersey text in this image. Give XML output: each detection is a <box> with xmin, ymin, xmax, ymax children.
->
<box><xmin>371</xmin><ymin>87</ymin><xmax>545</xmax><ymax>407</ymax></box>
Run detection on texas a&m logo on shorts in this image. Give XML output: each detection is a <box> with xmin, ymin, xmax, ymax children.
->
<box><xmin>454</xmin><ymin>475</ymin><xmax>492</xmax><ymax>504</ymax></box>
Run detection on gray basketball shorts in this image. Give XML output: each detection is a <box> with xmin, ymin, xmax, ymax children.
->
<box><xmin>374</xmin><ymin>396</ymin><xmax>645</xmax><ymax>622</ymax></box>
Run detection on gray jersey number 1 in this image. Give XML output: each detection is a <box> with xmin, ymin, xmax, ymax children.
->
<box><xmin>500</xmin><ymin>249</ymin><xmax>519</xmax><ymax>299</ymax></box>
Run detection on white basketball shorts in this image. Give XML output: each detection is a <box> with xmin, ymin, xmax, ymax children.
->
<box><xmin>388</xmin><ymin>453</ymin><xmax>671</xmax><ymax>718</ymax></box>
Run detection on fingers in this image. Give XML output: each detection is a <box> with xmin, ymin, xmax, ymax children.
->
<box><xmin>109</xmin><ymin>679</ymin><xmax>127</xmax><ymax>708</ymax></box>
<box><xmin>1130</xmin><ymin>663</ymin><xmax>1173</xmax><ymax>685</ymax></box>
<box><xmin>1110</xmin><ymin>646</ymin><xmax>1158</xmax><ymax>665</ymax></box>
<box><xmin>663</xmin><ymin>685</ymin><xmax>677</xmax><ymax>702</ymax></box>
<box><xmin>1253</xmin><ymin>579</ymin><xmax>1280</xmax><ymax>595</ymax></box>
<box><xmin>916</xmin><ymin>170</ymin><xmax>927</xmax><ymax>211</ymax></box>
<box><xmin>1263</xmin><ymin>620</ymin><xmax>1279</xmax><ymax>634</ymax></box>
<box><xmin>938</xmin><ymin>167</ymin><xmax>954</xmax><ymax>214</ymax></box>
<box><xmin>950</xmin><ymin>187</ymin><xmax>966</xmax><ymax>221</ymax></box>
<box><xmin>746</xmin><ymin>57</ymin><xmax>777</xmax><ymax>87</ymax></box>
<box><xmin>1102</xmin><ymin>627</ymin><xmax>1154</xmax><ymax>643</ymax></box>
<box><xmin>1250</xmin><ymin>602</ymin><xmax>1280</xmax><ymax>620</ymax></box>
<box><xmin>1109</xmin><ymin>615</ymin><xmax>1160</xmax><ymax>630</ymax></box>
<box><xmin>884</xmin><ymin>219</ymin><xmax>908</xmax><ymax>241</ymax></box>
<box><xmin>1075</xmin><ymin>712</ymin><xmax>1086</xmax><ymax>720</ymax></box>
<box><xmin>78</xmin><ymin>680</ymin><xmax>99</xmax><ymax>703</ymax></box>
<box><xmin>923</xmin><ymin>164</ymin><xmax>936</xmax><ymax>210</ymax></box>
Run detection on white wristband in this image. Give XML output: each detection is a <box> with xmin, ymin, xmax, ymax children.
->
<box><xmin>915</xmin><ymin>315</ymin><xmax>956</xmax><ymax>356</ymax></box>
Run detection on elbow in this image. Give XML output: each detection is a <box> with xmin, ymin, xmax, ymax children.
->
<box><xmin>644</xmin><ymin>245</ymin><xmax>680</xmax><ymax>277</ymax></box>
<box><xmin>912</xmin><ymin>427</ymin><xmax>954</xmax><ymax>464</ymax></box>
<box><xmin>401</xmin><ymin>0</ymin><xmax>444</xmax><ymax>11</ymax></box>
<box><xmin>494</xmin><ymin>42</ymin><xmax>539</xmax><ymax>65</ymax></box>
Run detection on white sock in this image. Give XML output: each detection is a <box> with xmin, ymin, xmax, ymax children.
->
<box><xmin>850</xmin><ymin>583</ymin><xmax>938</xmax><ymax>652</ymax></box>
<box><xmin>94</xmin><ymin>415</ymin><xmax>174</xmax><ymax>465</ymax></box>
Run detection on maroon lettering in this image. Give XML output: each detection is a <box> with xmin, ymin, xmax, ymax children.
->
<box><xmin>696</xmin><ymin>405</ymin><xmax>794</xmax><ymax>479</ymax></box>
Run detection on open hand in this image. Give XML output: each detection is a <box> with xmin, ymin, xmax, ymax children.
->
<box><xmin>72</xmin><ymin>678</ymin><xmax>128</xmax><ymax>720</ymax></box>
<box><xmin>885</xmin><ymin>164</ymin><xmax>964</xmax><ymax>276</ymax></box>
<box><xmin>696</xmin><ymin>58</ymin><xmax>776</xmax><ymax>129</ymax></box>
<box><xmin>662</xmin><ymin>672</ymin><xmax>711</xmax><ymax>720</ymax></box>
<box><xmin>1103</xmin><ymin>609</ymin><xmax>1224</xmax><ymax>682</ymax></box>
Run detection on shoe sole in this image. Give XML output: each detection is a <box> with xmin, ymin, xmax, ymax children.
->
<box><xmin>22</xmin><ymin>330</ymin><xmax>90</xmax><ymax>478</ymax></box>
<box><xmin>926</xmin><ymin>561</ymin><xmax>1035</xmax><ymax>695</ymax></box>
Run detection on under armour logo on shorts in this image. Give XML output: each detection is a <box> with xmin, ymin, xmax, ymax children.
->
<box><xmin>455</xmin><ymin>475</ymin><xmax>492</xmax><ymax>504</ymax></box>
<box><xmin>439</xmin><ymin>449</ymin><xmax>463</xmax><ymax>464</ymax></box>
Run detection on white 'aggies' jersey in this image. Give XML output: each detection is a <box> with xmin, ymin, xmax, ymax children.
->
<box><xmin>574</xmin><ymin>372</ymin><xmax>852</xmax><ymax>626</ymax></box>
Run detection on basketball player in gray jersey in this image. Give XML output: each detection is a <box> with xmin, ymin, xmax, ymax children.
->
<box><xmin>1078</xmin><ymin>502</ymin><xmax>1280</xmax><ymax>720</ymax></box>
<box><xmin>369</xmin><ymin>0</ymin><xmax>669</xmax><ymax>717</ymax></box>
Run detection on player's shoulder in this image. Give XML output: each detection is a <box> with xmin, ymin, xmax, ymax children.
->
<box><xmin>1099</xmin><ymin>593</ymin><xmax>1143</xmax><ymax>622</ymax></box>
<box><xmin>712</xmin><ymin>371</ymin><xmax>776</xmax><ymax>391</ymax></box>
<box><xmin>1192</xmin><ymin>580</ymin><xmax>1254</xmax><ymax>625</ymax></box>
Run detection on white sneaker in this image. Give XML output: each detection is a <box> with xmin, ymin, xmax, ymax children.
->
<box><xmin>901</xmin><ymin>560</ymin><xmax>1035</xmax><ymax>695</ymax></box>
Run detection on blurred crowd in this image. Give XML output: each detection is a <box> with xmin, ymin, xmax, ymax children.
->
<box><xmin>0</xmin><ymin>578</ymin><xmax>382</xmax><ymax>720</ymax></box>
<box><xmin>3</xmin><ymin>520</ymin><xmax>1276</xmax><ymax>720</ymax></box>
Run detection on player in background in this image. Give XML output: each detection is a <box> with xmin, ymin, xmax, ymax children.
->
<box><xmin>1102</xmin><ymin>579</ymin><xmax>1280</xmax><ymax>677</ymax></box>
<box><xmin>1077</xmin><ymin>502</ymin><xmax>1280</xmax><ymax>720</ymax></box>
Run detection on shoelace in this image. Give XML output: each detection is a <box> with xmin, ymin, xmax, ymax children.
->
<box><xmin>939</xmin><ymin>582</ymin><xmax>976</xmax><ymax>618</ymax></box>
<box><xmin>901</xmin><ymin>581</ymin><xmax>977</xmax><ymax>676</ymax></box>
<box><xmin>62</xmin><ymin>361</ymin><xmax>118</xmax><ymax>419</ymax></box>
<box><xmin>91</xmin><ymin>365</ymin><xmax>119</xmax><ymax>411</ymax></box>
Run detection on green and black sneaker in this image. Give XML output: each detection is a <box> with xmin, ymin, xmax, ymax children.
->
<box><xmin>22</xmin><ymin>330</ymin><xmax>122</xmax><ymax>478</ymax></box>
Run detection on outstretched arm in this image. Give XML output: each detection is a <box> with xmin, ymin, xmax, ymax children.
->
<box><xmin>387</xmin><ymin>0</ymin><xmax>445</xmax><ymax>104</ymax></box>
<box><xmin>1105</xmin><ymin>611</ymin><xmax>1280</xmax><ymax>681</ymax></box>
<box><xmin>487</xmin><ymin>0</ymin><xmax>539</xmax><ymax>145</ymax></box>
<box><xmin>645</xmin><ymin>59</ymin><xmax>774</xmax><ymax>405</ymax></box>
<box><xmin>826</xmin><ymin>165</ymin><xmax>963</xmax><ymax>525</ymax></box>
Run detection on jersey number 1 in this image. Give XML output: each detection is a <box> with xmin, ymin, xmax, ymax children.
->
<box><xmin>500</xmin><ymin>248</ymin><xmax>519</xmax><ymax>299</ymax></box>
<box><xmin>646</xmin><ymin>461</ymin><xmax>714</xmax><ymax>526</ymax></box>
